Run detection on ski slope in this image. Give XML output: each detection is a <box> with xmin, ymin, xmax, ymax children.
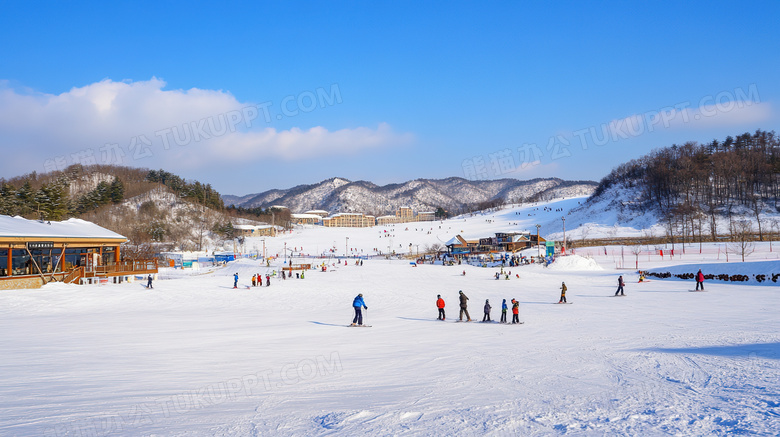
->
<box><xmin>1</xmin><ymin>197</ymin><xmax>779</xmax><ymax>436</ymax></box>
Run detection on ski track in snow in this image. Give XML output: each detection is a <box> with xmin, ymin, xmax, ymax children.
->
<box><xmin>1</xmin><ymin>197</ymin><xmax>779</xmax><ymax>436</ymax></box>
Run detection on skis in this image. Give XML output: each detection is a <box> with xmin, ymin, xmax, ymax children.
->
<box><xmin>347</xmin><ymin>324</ymin><xmax>372</xmax><ymax>328</ymax></box>
<box><xmin>688</xmin><ymin>290</ymin><xmax>707</xmax><ymax>292</ymax></box>
<box><xmin>611</xmin><ymin>294</ymin><xmax>626</xmax><ymax>297</ymax></box>
<box><xmin>555</xmin><ymin>302</ymin><xmax>573</xmax><ymax>304</ymax></box>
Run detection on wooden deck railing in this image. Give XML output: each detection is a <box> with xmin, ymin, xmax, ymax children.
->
<box><xmin>62</xmin><ymin>267</ymin><xmax>84</xmax><ymax>284</ymax></box>
<box><xmin>58</xmin><ymin>259</ymin><xmax>158</xmax><ymax>284</ymax></box>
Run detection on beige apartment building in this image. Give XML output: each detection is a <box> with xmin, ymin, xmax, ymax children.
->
<box><xmin>323</xmin><ymin>213</ymin><xmax>376</xmax><ymax>228</ymax></box>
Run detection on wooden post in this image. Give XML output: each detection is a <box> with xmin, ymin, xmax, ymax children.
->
<box><xmin>49</xmin><ymin>244</ymin><xmax>64</xmax><ymax>282</ymax></box>
<box><xmin>25</xmin><ymin>247</ymin><xmax>47</xmax><ymax>283</ymax></box>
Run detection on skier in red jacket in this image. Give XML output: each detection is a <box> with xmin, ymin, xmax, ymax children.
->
<box><xmin>696</xmin><ymin>269</ymin><xmax>705</xmax><ymax>290</ymax></box>
<box><xmin>436</xmin><ymin>294</ymin><xmax>446</xmax><ymax>320</ymax></box>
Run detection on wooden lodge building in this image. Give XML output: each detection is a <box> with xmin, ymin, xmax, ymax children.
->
<box><xmin>445</xmin><ymin>231</ymin><xmax>547</xmax><ymax>255</ymax></box>
<box><xmin>0</xmin><ymin>215</ymin><xmax>158</xmax><ymax>290</ymax></box>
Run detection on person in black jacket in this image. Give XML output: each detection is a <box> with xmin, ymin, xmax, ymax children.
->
<box><xmin>615</xmin><ymin>275</ymin><xmax>625</xmax><ymax>296</ymax></box>
<box><xmin>459</xmin><ymin>290</ymin><xmax>471</xmax><ymax>321</ymax></box>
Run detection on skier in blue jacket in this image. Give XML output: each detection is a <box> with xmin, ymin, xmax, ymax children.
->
<box><xmin>233</xmin><ymin>273</ymin><xmax>239</xmax><ymax>289</ymax></box>
<box><xmin>500</xmin><ymin>299</ymin><xmax>508</xmax><ymax>323</ymax></box>
<box><xmin>351</xmin><ymin>293</ymin><xmax>368</xmax><ymax>326</ymax></box>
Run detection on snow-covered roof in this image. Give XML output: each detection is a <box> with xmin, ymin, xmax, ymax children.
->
<box><xmin>304</xmin><ymin>210</ymin><xmax>329</xmax><ymax>214</ymax></box>
<box><xmin>234</xmin><ymin>224</ymin><xmax>273</xmax><ymax>230</ymax></box>
<box><xmin>292</xmin><ymin>214</ymin><xmax>323</xmax><ymax>219</ymax></box>
<box><xmin>0</xmin><ymin>215</ymin><xmax>126</xmax><ymax>240</ymax></box>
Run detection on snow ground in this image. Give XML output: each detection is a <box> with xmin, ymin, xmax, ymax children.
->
<box><xmin>1</xmin><ymin>198</ymin><xmax>779</xmax><ymax>436</ymax></box>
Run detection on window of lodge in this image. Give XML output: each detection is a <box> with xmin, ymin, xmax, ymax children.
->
<box><xmin>0</xmin><ymin>249</ymin><xmax>6</xmax><ymax>277</ymax></box>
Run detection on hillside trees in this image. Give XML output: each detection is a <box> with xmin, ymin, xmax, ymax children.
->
<box><xmin>592</xmin><ymin>129</ymin><xmax>780</xmax><ymax>241</ymax></box>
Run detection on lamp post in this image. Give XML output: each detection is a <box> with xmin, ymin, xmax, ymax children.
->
<box><xmin>261</xmin><ymin>239</ymin><xmax>266</xmax><ymax>260</ymax></box>
<box><xmin>562</xmin><ymin>217</ymin><xmax>566</xmax><ymax>254</ymax></box>
<box><xmin>535</xmin><ymin>224</ymin><xmax>541</xmax><ymax>258</ymax></box>
<box><xmin>346</xmin><ymin>237</ymin><xmax>349</xmax><ymax>257</ymax></box>
<box><xmin>284</xmin><ymin>242</ymin><xmax>287</xmax><ymax>264</ymax></box>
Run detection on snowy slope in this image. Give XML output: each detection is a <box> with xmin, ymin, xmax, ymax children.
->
<box><xmin>1</xmin><ymin>197</ymin><xmax>779</xmax><ymax>436</ymax></box>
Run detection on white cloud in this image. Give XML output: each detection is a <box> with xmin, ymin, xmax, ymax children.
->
<box><xmin>0</xmin><ymin>78</ymin><xmax>412</xmax><ymax>174</ymax></box>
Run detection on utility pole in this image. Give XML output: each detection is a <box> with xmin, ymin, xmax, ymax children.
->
<box><xmin>536</xmin><ymin>224</ymin><xmax>541</xmax><ymax>258</ymax></box>
<box><xmin>346</xmin><ymin>237</ymin><xmax>349</xmax><ymax>257</ymax></box>
<box><xmin>562</xmin><ymin>217</ymin><xmax>566</xmax><ymax>254</ymax></box>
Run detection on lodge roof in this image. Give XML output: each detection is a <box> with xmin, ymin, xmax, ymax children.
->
<box><xmin>0</xmin><ymin>215</ymin><xmax>126</xmax><ymax>241</ymax></box>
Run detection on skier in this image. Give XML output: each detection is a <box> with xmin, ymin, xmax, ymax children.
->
<box><xmin>351</xmin><ymin>293</ymin><xmax>368</xmax><ymax>326</ymax></box>
<box><xmin>482</xmin><ymin>299</ymin><xmax>492</xmax><ymax>322</ymax></box>
<box><xmin>257</xmin><ymin>272</ymin><xmax>262</xmax><ymax>286</ymax></box>
<box><xmin>282</xmin><ymin>270</ymin><xmax>286</xmax><ymax>280</ymax></box>
<box><xmin>500</xmin><ymin>299</ymin><xmax>508</xmax><ymax>323</ymax></box>
<box><xmin>615</xmin><ymin>275</ymin><xmax>625</xmax><ymax>296</ymax></box>
<box><xmin>511</xmin><ymin>299</ymin><xmax>520</xmax><ymax>324</ymax></box>
<box><xmin>252</xmin><ymin>274</ymin><xmax>257</xmax><ymax>287</ymax></box>
<box><xmin>266</xmin><ymin>275</ymin><xmax>270</xmax><ymax>287</ymax></box>
<box><xmin>559</xmin><ymin>282</ymin><xmax>567</xmax><ymax>303</ymax></box>
<box><xmin>436</xmin><ymin>294</ymin><xmax>446</xmax><ymax>320</ymax></box>
<box><xmin>146</xmin><ymin>274</ymin><xmax>153</xmax><ymax>289</ymax></box>
<box><xmin>301</xmin><ymin>270</ymin><xmax>305</xmax><ymax>279</ymax></box>
<box><xmin>458</xmin><ymin>290</ymin><xmax>471</xmax><ymax>321</ymax></box>
<box><xmin>695</xmin><ymin>269</ymin><xmax>705</xmax><ymax>290</ymax></box>
<box><xmin>233</xmin><ymin>273</ymin><xmax>238</xmax><ymax>289</ymax></box>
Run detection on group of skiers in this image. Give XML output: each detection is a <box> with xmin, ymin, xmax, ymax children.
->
<box><xmin>238</xmin><ymin>273</ymin><xmax>269</xmax><ymax>288</ymax></box>
<box><xmin>435</xmin><ymin>291</ymin><xmax>521</xmax><ymax>324</ymax></box>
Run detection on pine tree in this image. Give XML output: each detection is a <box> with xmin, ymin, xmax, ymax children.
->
<box><xmin>109</xmin><ymin>178</ymin><xmax>124</xmax><ymax>204</ymax></box>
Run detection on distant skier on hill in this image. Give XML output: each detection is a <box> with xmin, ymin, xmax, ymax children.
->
<box><xmin>500</xmin><ymin>299</ymin><xmax>508</xmax><ymax>323</ymax></box>
<box><xmin>436</xmin><ymin>294</ymin><xmax>446</xmax><ymax>320</ymax></box>
<box><xmin>233</xmin><ymin>273</ymin><xmax>238</xmax><ymax>289</ymax></box>
<box><xmin>146</xmin><ymin>274</ymin><xmax>153</xmax><ymax>289</ymax></box>
<box><xmin>351</xmin><ymin>293</ymin><xmax>368</xmax><ymax>326</ymax></box>
<box><xmin>459</xmin><ymin>291</ymin><xmax>471</xmax><ymax>321</ymax></box>
<box><xmin>615</xmin><ymin>276</ymin><xmax>625</xmax><ymax>296</ymax></box>
<box><xmin>695</xmin><ymin>269</ymin><xmax>705</xmax><ymax>290</ymax></box>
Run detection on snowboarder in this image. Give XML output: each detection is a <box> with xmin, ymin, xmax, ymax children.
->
<box><xmin>500</xmin><ymin>299</ymin><xmax>508</xmax><ymax>323</ymax></box>
<box><xmin>146</xmin><ymin>274</ymin><xmax>153</xmax><ymax>289</ymax></box>
<box><xmin>559</xmin><ymin>282</ymin><xmax>567</xmax><ymax>303</ymax></box>
<box><xmin>511</xmin><ymin>299</ymin><xmax>520</xmax><ymax>324</ymax></box>
<box><xmin>695</xmin><ymin>269</ymin><xmax>705</xmax><ymax>290</ymax></box>
<box><xmin>351</xmin><ymin>293</ymin><xmax>368</xmax><ymax>326</ymax></box>
<box><xmin>265</xmin><ymin>275</ymin><xmax>270</xmax><ymax>287</ymax></box>
<box><xmin>436</xmin><ymin>294</ymin><xmax>446</xmax><ymax>320</ymax></box>
<box><xmin>482</xmin><ymin>299</ymin><xmax>492</xmax><ymax>322</ymax></box>
<box><xmin>615</xmin><ymin>275</ymin><xmax>625</xmax><ymax>296</ymax></box>
<box><xmin>459</xmin><ymin>290</ymin><xmax>471</xmax><ymax>321</ymax></box>
<box><xmin>233</xmin><ymin>273</ymin><xmax>238</xmax><ymax>289</ymax></box>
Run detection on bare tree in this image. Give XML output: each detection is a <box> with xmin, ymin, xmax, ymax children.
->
<box><xmin>630</xmin><ymin>243</ymin><xmax>644</xmax><ymax>270</ymax></box>
<box><xmin>728</xmin><ymin>220</ymin><xmax>755</xmax><ymax>262</ymax></box>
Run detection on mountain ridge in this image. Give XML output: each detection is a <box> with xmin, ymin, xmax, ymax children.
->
<box><xmin>224</xmin><ymin>177</ymin><xmax>598</xmax><ymax>216</ymax></box>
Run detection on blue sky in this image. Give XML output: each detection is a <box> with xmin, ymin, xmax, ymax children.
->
<box><xmin>0</xmin><ymin>1</ymin><xmax>778</xmax><ymax>195</ymax></box>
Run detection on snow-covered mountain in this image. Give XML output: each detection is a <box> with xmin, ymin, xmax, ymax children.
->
<box><xmin>226</xmin><ymin>177</ymin><xmax>598</xmax><ymax>215</ymax></box>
